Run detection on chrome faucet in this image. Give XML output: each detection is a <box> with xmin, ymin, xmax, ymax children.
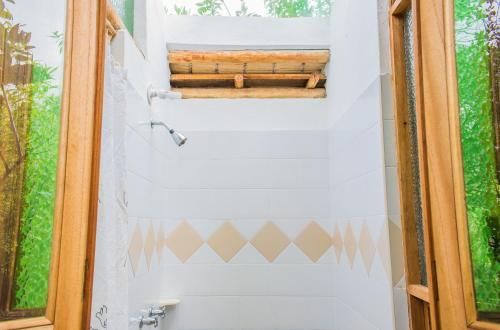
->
<box><xmin>130</xmin><ymin>315</ymin><xmax>159</xmax><ymax>328</ymax></box>
<box><xmin>131</xmin><ymin>305</ymin><xmax>169</xmax><ymax>328</ymax></box>
<box><xmin>140</xmin><ymin>316</ymin><xmax>158</xmax><ymax>328</ymax></box>
<box><xmin>147</xmin><ymin>306</ymin><xmax>166</xmax><ymax>319</ymax></box>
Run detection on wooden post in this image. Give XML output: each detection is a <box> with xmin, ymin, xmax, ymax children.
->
<box><xmin>234</xmin><ymin>74</ymin><xmax>244</xmax><ymax>89</ymax></box>
<box><xmin>306</xmin><ymin>72</ymin><xmax>321</xmax><ymax>89</ymax></box>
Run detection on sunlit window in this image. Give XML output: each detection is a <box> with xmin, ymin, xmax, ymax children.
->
<box><xmin>163</xmin><ymin>0</ymin><xmax>331</xmax><ymax>18</ymax></box>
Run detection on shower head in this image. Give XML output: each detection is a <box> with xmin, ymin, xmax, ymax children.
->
<box><xmin>171</xmin><ymin>131</ymin><xmax>187</xmax><ymax>147</ymax></box>
<box><xmin>150</xmin><ymin>120</ymin><xmax>187</xmax><ymax>147</ymax></box>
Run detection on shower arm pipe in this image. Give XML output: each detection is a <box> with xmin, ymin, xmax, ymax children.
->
<box><xmin>151</xmin><ymin>120</ymin><xmax>174</xmax><ymax>133</ymax></box>
<box><xmin>147</xmin><ymin>85</ymin><xmax>182</xmax><ymax>105</ymax></box>
<box><xmin>149</xmin><ymin>120</ymin><xmax>187</xmax><ymax>147</ymax></box>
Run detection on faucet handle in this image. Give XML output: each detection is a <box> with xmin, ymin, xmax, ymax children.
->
<box><xmin>142</xmin><ymin>316</ymin><xmax>159</xmax><ymax>328</ymax></box>
<box><xmin>130</xmin><ymin>315</ymin><xmax>159</xmax><ymax>328</ymax></box>
<box><xmin>148</xmin><ymin>306</ymin><xmax>166</xmax><ymax>318</ymax></box>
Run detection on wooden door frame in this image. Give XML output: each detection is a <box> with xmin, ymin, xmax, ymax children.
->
<box><xmin>0</xmin><ymin>0</ymin><xmax>106</xmax><ymax>328</ymax></box>
<box><xmin>390</xmin><ymin>0</ymin><xmax>500</xmax><ymax>329</ymax></box>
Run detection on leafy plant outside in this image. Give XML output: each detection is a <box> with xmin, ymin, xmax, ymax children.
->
<box><xmin>174</xmin><ymin>4</ymin><xmax>192</xmax><ymax>15</ymax></box>
<box><xmin>196</xmin><ymin>0</ymin><xmax>225</xmax><ymax>15</ymax></box>
<box><xmin>13</xmin><ymin>63</ymin><xmax>61</xmax><ymax>308</ymax></box>
<box><xmin>455</xmin><ymin>0</ymin><xmax>500</xmax><ymax>313</ymax></box>
<box><xmin>166</xmin><ymin>0</ymin><xmax>331</xmax><ymax>18</ymax></box>
<box><xmin>0</xmin><ymin>0</ymin><xmax>62</xmax><ymax>310</ymax></box>
<box><xmin>265</xmin><ymin>0</ymin><xmax>313</xmax><ymax>17</ymax></box>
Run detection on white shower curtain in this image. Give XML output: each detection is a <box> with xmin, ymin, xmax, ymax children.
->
<box><xmin>90</xmin><ymin>45</ymin><xmax>128</xmax><ymax>330</ymax></box>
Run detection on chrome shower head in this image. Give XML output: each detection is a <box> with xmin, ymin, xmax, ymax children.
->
<box><xmin>150</xmin><ymin>120</ymin><xmax>187</xmax><ymax>147</ymax></box>
<box><xmin>171</xmin><ymin>131</ymin><xmax>187</xmax><ymax>147</ymax></box>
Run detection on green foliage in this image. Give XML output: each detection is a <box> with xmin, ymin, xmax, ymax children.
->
<box><xmin>265</xmin><ymin>0</ymin><xmax>312</xmax><ymax>17</ymax></box>
<box><xmin>13</xmin><ymin>63</ymin><xmax>61</xmax><ymax>309</ymax></box>
<box><xmin>0</xmin><ymin>0</ymin><xmax>13</xmax><ymax>20</ymax></box>
<box><xmin>174</xmin><ymin>5</ymin><xmax>191</xmax><ymax>15</ymax></box>
<box><xmin>235</xmin><ymin>0</ymin><xmax>258</xmax><ymax>17</ymax></box>
<box><xmin>265</xmin><ymin>0</ymin><xmax>330</xmax><ymax>17</ymax></box>
<box><xmin>456</xmin><ymin>0</ymin><xmax>484</xmax><ymax>25</ymax></box>
<box><xmin>455</xmin><ymin>0</ymin><xmax>500</xmax><ymax>313</ymax></box>
<box><xmin>50</xmin><ymin>31</ymin><xmax>64</xmax><ymax>54</ymax></box>
<box><xmin>313</xmin><ymin>0</ymin><xmax>331</xmax><ymax>17</ymax></box>
<box><xmin>168</xmin><ymin>0</ymin><xmax>330</xmax><ymax>17</ymax></box>
<box><xmin>0</xmin><ymin>0</ymin><xmax>60</xmax><ymax>310</ymax></box>
<box><xmin>196</xmin><ymin>0</ymin><xmax>223</xmax><ymax>15</ymax></box>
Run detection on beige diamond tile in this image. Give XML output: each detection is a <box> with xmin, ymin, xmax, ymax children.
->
<box><xmin>378</xmin><ymin>223</ymin><xmax>391</xmax><ymax>281</ymax></box>
<box><xmin>165</xmin><ymin>221</ymin><xmax>204</xmax><ymax>263</ymax></box>
<box><xmin>144</xmin><ymin>222</ymin><xmax>156</xmax><ymax>270</ymax></box>
<box><xmin>343</xmin><ymin>223</ymin><xmax>357</xmax><ymax>268</ymax></box>
<box><xmin>294</xmin><ymin>221</ymin><xmax>332</xmax><ymax>262</ymax></box>
<box><xmin>251</xmin><ymin>221</ymin><xmax>290</xmax><ymax>262</ymax></box>
<box><xmin>359</xmin><ymin>222</ymin><xmax>376</xmax><ymax>274</ymax></box>
<box><xmin>207</xmin><ymin>221</ymin><xmax>247</xmax><ymax>262</ymax></box>
<box><xmin>156</xmin><ymin>223</ymin><xmax>165</xmax><ymax>262</ymax></box>
<box><xmin>332</xmin><ymin>224</ymin><xmax>343</xmax><ymax>263</ymax></box>
<box><xmin>386</xmin><ymin>220</ymin><xmax>405</xmax><ymax>286</ymax></box>
<box><xmin>128</xmin><ymin>224</ymin><xmax>144</xmax><ymax>276</ymax></box>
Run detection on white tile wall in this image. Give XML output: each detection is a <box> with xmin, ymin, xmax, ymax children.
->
<box><xmin>128</xmin><ymin>218</ymin><xmax>165</xmax><ymax>322</ymax></box>
<box><xmin>327</xmin><ymin>0</ymin><xmax>382</xmax><ymax>124</ymax></box>
<box><xmin>325</xmin><ymin>0</ymin><xmax>407</xmax><ymax>327</ymax></box>
<box><xmin>393</xmin><ymin>288</ymin><xmax>410</xmax><ymax>330</ymax></box>
<box><xmin>328</xmin><ymin>77</ymin><xmax>396</xmax><ymax>329</ymax></box>
<box><xmin>334</xmin><ymin>299</ymin><xmax>379</xmax><ymax>330</ymax></box>
<box><xmin>121</xmin><ymin>24</ymin><xmax>335</xmax><ymax>329</ymax></box>
<box><xmin>114</xmin><ymin>3</ymin><xmax>173</xmax><ymax>320</ymax></box>
<box><xmin>162</xmin><ymin>296</ymin><xmax>335</xmax><ymax>330</ymax></box>
<box><xmin>381</xmin><ymin>71</ymin><xmax>409</xmax><ymax>330</ymax></box>
<box><xmin>108</xmin><ymin>1</ymin><xmax>408</xmax><ymax>330</ymax></box>
<box><xmin>148</xmin><ymin>127</ymin><xmax>334</xmax><ymax>329</ymax></box>
<box><xmin>157</xmin><ymin>158</ymin><xmax>329</xmax><ymax>189</ymax></box>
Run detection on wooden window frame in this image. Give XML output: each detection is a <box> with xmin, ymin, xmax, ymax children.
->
<box><xmin>390</xmin><ymin>0</ymin><xmax>500</xmax><ymax>329</ymax></box>
<box><xmin>388</xmin><ymin>0</ymin><xmax>439</xmax><ymax>329</ymax></box>
<box><xmin>0</xmin><ymin>0</ymin><xmax>106</xmax><ymax>328</ymax></box>
<box><xmin>444</xmin><ymin>0</ymin><xmax>500</xmax><ymax>328</ymax></box>
<box><xmin>167</xmin><ymin>50</ymin><xmax>329</xmax><ymax>99</ymax></box>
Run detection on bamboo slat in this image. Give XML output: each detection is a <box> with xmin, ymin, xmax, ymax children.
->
<box><xmin>168</xmin><ymin>50</ymin><xmax>329</xmax><ymax>97</ymax></box>
<box><xmin>168</xmin><ymin>50</ymin><xmax>330</xmax><ymax>64</ymax></box>
<box><xmin>172</xmin><ymin>87</ymin><xmax>326</xmax><ymax>99</ymax></box>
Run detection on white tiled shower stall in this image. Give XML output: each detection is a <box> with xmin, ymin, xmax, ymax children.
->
<box><xmin>92</xmin><ymin>0</ymin><xmax>409</xmax><ymax>329</ymax></box>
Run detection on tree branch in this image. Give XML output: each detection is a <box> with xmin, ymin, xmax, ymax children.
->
<box><xmin>1</xmin><ymin>84</ymin><xmax>22</xmax><ymax>161</ymax></box>
<box><xmin>220</xmin><ymin>0</ymin><xmax>232</xmax><ymax>16</ymax></box>
<box><xmin>0</xmin><ymin>155</ymin><xmax>24</xmax><ymax>188</ymax></box>
<box><xmin>0</xmin><ymin>149</ymin><xmax>9</xmax><ymax>172</ymax></box>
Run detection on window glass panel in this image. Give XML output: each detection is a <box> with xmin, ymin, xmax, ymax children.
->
<box><xmin>110</xmin><ymin>0</ymin><xmax>134</xmax><ymax>35</ymax></box>
<box><xmin>163</xmin><ymin>0</ymin><xmax>331</xmax><ymax>18</ymax></box>
<box><xmin>455</xmin><ymin>0</ymin><xmax>500</xmax><ymax>316</ymax></box>
<box><xmin>403</xmin><ymin>8</ymin><xmax>428</xmax><ymax>286</ymax></box>
<box><xmin>0</xmin><ymin>0</ymin><xmax>66</xmax><ymax>319</ymax></box>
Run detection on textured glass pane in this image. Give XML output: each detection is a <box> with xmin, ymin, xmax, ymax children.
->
<box><xmin>110</xmin><ymin>0</ymin><xmax>135</xmax><ymax>35</ymax></box>
<box><xmin>455</xmin><ymin>0</ymin><xmax>500</xmax><ymax>315</ymax></box>
<box><xmin>164</xmin><ymin>0</ymin><xmax>331</xmax><ymax>18</ymax></box>
<box><xmin>403</xmin><ymin>8</ymin><xmax>428</xmax><ymax>286</ymax></box>
<box><xmin>0</xmin><ymin>0</ymin><xmax>66</xmax><ymax>318</ymax></box>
